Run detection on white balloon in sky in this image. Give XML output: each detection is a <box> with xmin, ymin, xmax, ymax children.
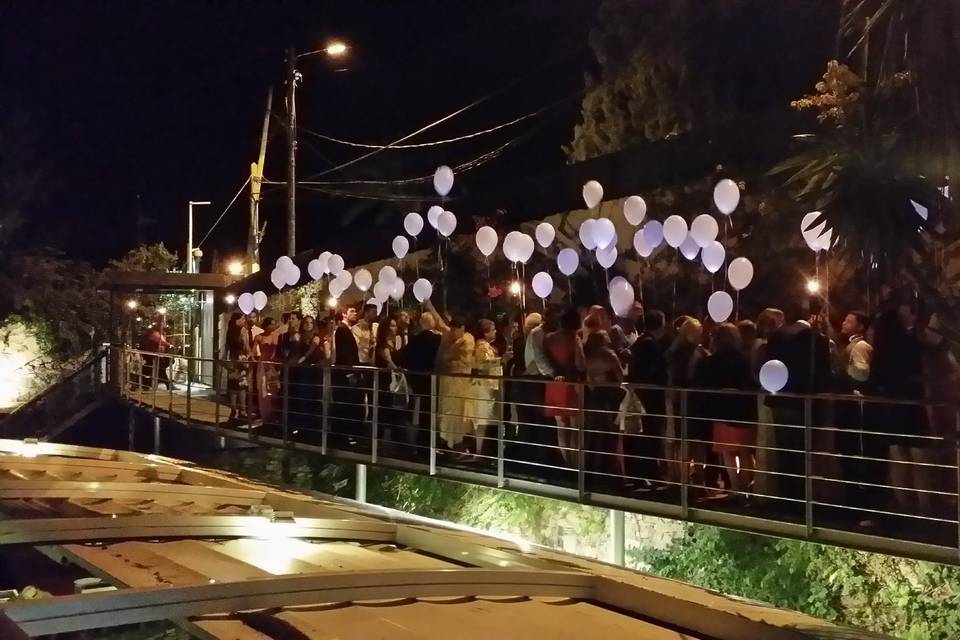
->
<box><xmin>378</xmin><ymin>265</ymin><xmax>398</xmax><ymax>285</ymax></box>
<box><xmin>579</xmin><ymin>219</ymin><xmax>598</xmax><ymax>250</ymax></box>
<box><xmin>535</xmin><ymin>222</ymin><xmax>555</xmax><ymax>248</ymax></box>
<box><xmin>623</xmin><ymin>195</ymin><xmax>647</xmax><ymax>226</ymax></box>
<box><xmin>413</xmin><ymin>278</ymin><xmax>433</xmax><ymax>303</ymax></box>
<box><xmin>475</xmin><ymin>226</ymin><xmax>498</xmax><ymax>257</ymax></box>
<box><xmin>237</xmin><ymin>293</ymin><xmax>254</xmax><ymax>315</ymax></box>
<box><xmin>707</xmin><ymin>291</ymin><xmax>733</xmax><ymax>323</ymax></box>
<box><xmin>307</xmin><ymin>259</ymin><xmax>324</xmax><ymax>281</ymax></box>
<box><xmin>760</xmin><ymin>359</ymin><xmax>789</xmax><ymax>393</ymax></box>
<box><xmin>404</xmin><ymin>212</ymin><xmax>424</xmax><ymax>237</ymax></box>
<box><xmin>663</xmin><ymin>215</ymin><xmax>688</xmax><ymax>248</ymax></box>
<box><xmin>354</xmin><ymin>269</ymin><xmax>373</xmax><ymax>292</ymax></box>
<box><xmin>690</xmin><ymin>214</ymin><xmax>719</xmax><ymax>248</ymax></box>
<box><xmin>433</xmin><ymin>165</ymin><xmax>454</xmax><ymax>196</ymax></box>
<box><xmin>701</xmin><ymin>241</ymin><xmax>725</xmax><ymax>273</ymax></box>
<box><xmin>392</xmin><ymin>235</ymin><xmax>409</xmax><ymax>259</ymax></box>
<box><xmin>727</xmin><ymin>257</ymin><xmax>754</xmax><ymax>291</ymax></box>
<box><xmin>679</xmin><ymin>235</ymin><xmax>700</xmax><ymax>260</ymax></box>
<box><xmin>327</xmin><ymin>254</ymin><xmax>344</xmax><ymax>276</ymax></box>
<box><xmin>633</xmin><ymin>229</ymin><xmax>654</xmax><ymax>257</ymax></box>
<box><xmin>582</xmin><ymin>180</ymin><xmax>603</xmax><ymax>208</ymax></box>
<box><xmin>427</xmin><ymin>205</ymin><xmax>443</xmax><ymax>229</ymax></box>
<box><xmin>317</xmin><ymin>251</ymin><xmax>332</xmax><ymax>274</ymax></box>
<box><xmin>437</xmin><ymin>210</ymin><xmax>457</xmax><ymax>237</ymax></box>
<box><xmin>557</xmin><ymin>248</ymin><xmax>579</xmax><ymax>276</ymax></box>
<box><xmin>253</xmin><ymin>291</ymin><xmax>268</xmax><ymax>311</ymax></box>
<box><xmin>714</xmin><ymin>178</ymin><xmax>740</xmax><ymax>215</ymax></box>
<box><xmin>643</xmin><ymin>220</ymin><xmax>664</xmax><ymax>249</ymax></box>
<box><xmin>596</xmin><ymin>243</ymin><xmax>618</xmax><ymax>269</ymax></box>
<box><xmin>592</xmin><ymin>218</ymin><xmax>617</xmax><ymax>250</ymax></box>
<box><xmin>531</xmin><ymin>272</ymin><xmax>554</xmax><ymax>299</ymax></box>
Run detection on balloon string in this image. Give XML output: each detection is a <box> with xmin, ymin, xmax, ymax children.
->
<box><xmin>736</xmin><ymin>289</ymin><xmax>741</xmax><ymax>322</ymax></box>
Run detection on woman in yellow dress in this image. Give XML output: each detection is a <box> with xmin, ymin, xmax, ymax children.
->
<box><xmin>471</xmin><ymin>319</ymin><xmax>505</xmax><ymax>457</ymax></box>
<box><xmin>428</xmin><ymin>304</ymin><xmax>475</xmax><ymax>454</ymax></box>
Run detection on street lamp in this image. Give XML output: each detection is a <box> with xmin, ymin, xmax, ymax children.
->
<box><xmin>187</xmin><ymin>201</ymin><xmax>211</xmax><ymax>273</ymax></box>
<box><xmin>806</xmin><ymin>279</ymin><xmax>821</xmax><ymax>294</ymax></box>
<box><xmin>224</xmin><ymin>294</ymin><xmax>236</xmax><ymax>305</ymax></box>
<box><xmin>286</xmin><ymin>38</ymin><xmax>350</xmax><ymax>256</ymax></box>
<box><xmin>126</xmin><ymin>299</ymin><xmax>138</xmax><ymax>310</ymax></box>
<box><xmin>226</xmin><ymin>260</ymin><xmax>244</xmax><ymax>276</ymax></box>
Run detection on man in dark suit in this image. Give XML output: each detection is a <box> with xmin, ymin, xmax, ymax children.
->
<box><xmin>766</xmin><ymin>298</ymin><xmax>833</xmax><ymax>503</ymax></box>
<box><xmin>331</xmin><ymin>306</ymin><xmax>361</xmax><ymax>448</ymax></box>
<box><xmin>627</xmin><ymin>310</ymin><xmax>668</xmax><ymax>487</ymax></box>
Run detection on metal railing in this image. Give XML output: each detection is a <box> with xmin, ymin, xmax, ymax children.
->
<box><xmin>114</xmin><ymin>346</ymin><xmax>960</xmax><ymax>565</ymax></box>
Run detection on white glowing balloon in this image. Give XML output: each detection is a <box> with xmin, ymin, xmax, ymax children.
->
<box><xmin>609</xmin><ymin>275</ymin><xmax>628</xmax><ymax>290</ymax></box>
<box><xmin>427</xmin><ymin>205</ymin><xmax>443</xmax><ymax>229</ymax></box>
<box><xmin>368</xmin><ymin>297</ymin><xmax>384</xmax><ymax>315</ymax></box>
<box><xmin>503</xmin><ymin>231</ymin><xmax>523</xmax><ymax>262</ymax></box>
<box><xmin>727</xmin><ymin>257</ymin><xmax>754</xmax><ymax>291</ymax></box>
<box><xmin>535</xmin><ymin>222</ymin><xmax>555</xmax><ymax>248</ymax></box>
<box><xmin>531</xmin><ymin>272</ymin><xmax>554</xmax><ymax>299</ymax></box>
<box><xmin>373</xmin><ymin>280</ymin><xmax>390</xmax><ymax>302</ymax></box>
<box><xmin>714</xmin><ymin>178</ymin><xmax>740</xmax><ymax>215</ymax></box>
<box><xmin>579</xmin><ymin>219</ymin><xmax>598</xmax><ymax>250</ymax></box>
<box><xmin>911</xmin><ymin>199</ymin><xmax>929</xmax><ymax>221</ymax></box>
<box><xmin>284</xmin><ymin>263</ymin><xmax>301</xmax><ymax>286</ymax></box>
<box><xmin>582</xmin><ymin>180</ymin><xmax>603</xmax><ymax>208</ymax></box>
<box><xmin>623</xmin><ymin>195</ymin><xmax>647</xmax><ymax>226</ymax></box>
<box><xmin>557</xmin><ymin>248</ymin><xmax>579</xmax><ymax>276</ymax></box>
<box><xmin>354</xmin><ymin>269</ymin><xmax>373</xmax><ymax>292</ymax></box>
<box><xmin>392</xmin><ymin>235</ymin><xmax>410</xmax><ymax>259</ymax></box>
<box><xmin>596</xmin><ymin>243</ymin><xmax>618</xmax><ymax>268</ymax></box>
<box><xmin>327</xmin><ymin>254</ymin><xmax>345</xmax><ymax>276</ymax></box>
<box><xmin>475</xmin><ymin>226</ymin><xmax>498</xmax><ymax>257</ymax></box>
<box><xmin>433</xmin><ymin>165</ymin><xmax>454</xmax><ymax>196</ymax></box>
<box><xmin>378</xmin><ymin>265</ymin><xmax>398</xmax><ymax>285</ymax></box>
<box><xmin>707</xmin><ymin>291</ymin><xmax>734</xmax><ymax>323</ymax></box>
<box><xmin>329</xmin><ymin>279</ymin><xmax>345</xmax><ymax>298</ymax></box>
<box><xmin>437</xmin><ymin>210</ymin><xmax>457</xmax><ymax>237</ymax></box>
<box><xmin>759</xmin><ymin>359</ymin><xmax>789</xmax><ymax>393</ymax></box>
<box><xmin>390</xmin><ymin>278</ymin><xmax>405</xmax><ymax>301</ymax></box>
<box><xmin>404</xmin><ymin>212</ymin><xmax>424</xmax><ymax>237</ymax></box>
<box><xmin>800</xmin><ymin>211</ymin><xmax>827</xmax><ymax>251</ymax></box>
<box><xmin>276</xmin><ymin>255</ymin><xmax>294</xmax><ymax>270</ymax></box>
<box><xmin>690</xmin><ymin>214</ymin><xmax>719</xmax><ymax>248</ymax></box>
<box><xmin>413</xmin><ymin>278</ymin><xmax>433</xmax><ymax>303</ymax></box>
<box><xmin>516</xmin><ymin>233</ymin><xmax>535</xmax><ymax>264</ymax></box>
<box><xmin>679</xmin><ymin>235</ymin><xmax>700</xmax><ymax>260</ymax></box>
<box><xmin>270</xmin><ymin>267</ymin><xmax>286</xmax><ymax>290</ymax></box>
<box><xmin>643</xmin><ymin>220</ymin><xmax>664</xmax><ymax>248</ymax></box>
<box><xmin>592</xmin><ymin>218</ymin><xmax>617</xmax><ymax>249</ymax></box>
<box><xmin>237</xmin><ymin>293</ymin><xmax>254</xmax><ymax>315</ymax></box>
<box><xmin>633</xmin><ymin>229</ymin><xmax>654</xmax><ymax>258</ymax></box>
<box><xmin>814</xmin><ymin>228</ymin><xmax>833</xmax><ymax>251</ymax></box>
<box><xmin>307</xmin><ymin>258</ymin><xmax>324</xmax><ymax>280</ymax></box>
<box><xmin>253</xmin><ymin>291</ymin><xmax>268</xmax><ymax>311</ymax></box>
<box><xmin>663</xmin><ymin>215</ymin><xmax>688</xmax><ymax>248</ymax></box>
<box><xmin>318</xmin><ymin>251</ymin><xmax>332</xmax><ymax>274</ymax></box>
<box><xmin>701</xmin><ymin>240</ymin><xmax>725</xmax><ymax>273</ymax></box>
<box><xmin>335</xmin><ymin>269</ymin><xmax>352</xmax><ymax>291</ymax></box>
<box><xmin>609</xmin><ymin>279</ymin><xmax>635</xmax><ymax>318</ymax></box>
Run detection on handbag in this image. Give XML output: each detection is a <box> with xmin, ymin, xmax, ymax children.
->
<box><xmin>617</xmin><ymin>387</ymin><xmax>645</xmax><ymax>434</ymax></box>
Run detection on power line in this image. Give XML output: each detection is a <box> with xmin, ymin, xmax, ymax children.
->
<box><xmin>297</xmin><ymin>95</ymin><xmax>568</xmax><ymax>150</ymax></box>
<box><xmin>196</xmin><ymin>176</ymin><xmax>251</xmax><ymax>247</ymax></box>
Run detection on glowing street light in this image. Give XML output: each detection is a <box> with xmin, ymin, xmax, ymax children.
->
<box><xmin>509</xmin><ymin>281</ymin><xmax>522</xmax><ymax>296</ymax></box>
<box><xmin>806</xmin><ymin>279</ymin><xmax>821</xmax><ymax>294</ymax></box>
<box><xmin>324</xmin><ymin>40</ymin><xmax>348</xmax><ymax>57</ymax></box>
<box><xmin>326</xmin><ymin>296</ymin><xmax>338</xmax><ymax>309</ymax></box>
<box><xmin>156</xmin><ymin>307</ymin><xmax>167</xmax><ymax>316</ymax></box>
<box><xmin>226</xmin><ymin>260</ymin><xmax>244</xmax><ymax>276</ymax></box>
<box><xmin>126</xmin><ymin>299</ymin><xmax>138</xmax><ymax>310</ymax></box>
<box><xmin>224</xmin><ymin>294</ymin><xmax>237</xmax><ymax>305</ymax></box>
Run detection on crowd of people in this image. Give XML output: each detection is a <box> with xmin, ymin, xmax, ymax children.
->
<box><xmin>157</xmin><ymin>290</ymin><xmax>958</xmax><ymax>522</ymax></box>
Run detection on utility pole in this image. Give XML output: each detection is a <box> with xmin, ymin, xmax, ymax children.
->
<box><xmin>249</xmin><ymin>87</ymin><xmax>273</xmax><ymax>273</ymax></box>
<box><xmin>186</xmin><ymin>200</ymin><xmax>210</xmax><ymax>273</ymax></box>
<box><xmin>286</xmin><ymin>46</ymin><xmax>298</xmax><ymax>257</ymax></box>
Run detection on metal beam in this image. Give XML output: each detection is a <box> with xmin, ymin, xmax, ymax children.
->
<box><xmin>4</xmin><ymin>569</ymin><xmax>594</xmax><ymax>636</ymax></box>
<box><xmin>0</xmin><ymin>516</ymin><xmax>396</xmax><ymax>546</ymax></box>
<box><xmin>0</xmin><ymin>480</ymin><xmax>265</xmax><ymax>505</ymax></box>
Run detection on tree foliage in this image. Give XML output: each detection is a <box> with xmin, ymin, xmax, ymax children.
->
<box><xmin>634</xmin><ymin>524</ymin><xmax>960</xmax><ymax>639</ymax></box>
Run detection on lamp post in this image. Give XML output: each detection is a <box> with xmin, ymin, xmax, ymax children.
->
<box><xmin>285</xmin><ymin>40</ymin><xmax>349</xmax><ymax>257</ymax></box>
<box><xmin>187</xmin><ymin>201</ymin><xmax>211</xmax><ymax>273</ymax></box>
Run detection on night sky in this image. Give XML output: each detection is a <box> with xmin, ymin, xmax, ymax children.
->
<box><xmin>2</xmin><ymin>1</ymin><xmax>599</xmax><ymax>266</ymax></box>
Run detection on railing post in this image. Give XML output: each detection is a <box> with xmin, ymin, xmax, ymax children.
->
<box><xmin>321</xmin><ymin>367</ymin><xmax>330</xmax><ymax>455</ymax></box>
<box><xmin>429</xmin><ymin>374</ymin><xmax>438</xmax><ymax>475</ymax></box>
<box><xmin>577</xmin><ymin>381</ymin><xmax>586</xmax><ymax>502</ymax></box>
<box><xmin>212</xmin><ymin>356</ymin><xmax>220</xmax><ymax>429</ymax></box>
<box><xmin>127</xmin><ymin>405</ymin><xmax>135</xmax><ymax>451</ymax></box>
<box><xmin>185</xmin><ymin>368</ymin><xmax>192</xmax><ymax>425</ymax></box>
<box><xmin>497</xmin><ymin>379</ymin><xmax>506</xmax><ymax>488</ymax></box>
<box><xmin>371</xmin><ymin>371</ymin><xmax>379</xmax><ymax>464</ymax></box>
<box><xmin>804</xmin><ymin>396</ymin><xmax>814</xmax><ymax>536</ymax></box>
<box><xmin>152</xmin><ymin>415</ymin><xmax>161</xmax><ymax>454</ymax></box>
<box><xmin>680</xmin><ymin>390</ymin><xmax>689</xmax><ymax>518</ymax></box>
<box><xmin>355</xmin><ymin>463</ymin><xmax>368</xmax><ymax>503</ymax></box>
<box><xmin>281</xmin><ymin>363</ymin><xmax>290</xmax><ymax>445</ymax></box>
<box><xmin>610</xmin><ymin>509</ymin><xmax>625</xmax><ymax>566</ymax></box>
<box><xmin>151</xmin><ymin>355</ymin><xmax>159</xmax><ymax>410</ymax></box>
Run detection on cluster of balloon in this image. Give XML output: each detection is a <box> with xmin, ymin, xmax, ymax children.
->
<box><xmin>328</xmin><ymin>268</ymin><xmax>353</xmax><ymax>298</ymax></box>
<box><xmin>502</xmin><ymin>231</ymin><xmax>535</xmax><ymax>264</ymax></box>
<box><xmin>236</xmin><ymin>290</ymin><xmax>269</xmax><ymax>315</ymax></box>
<box><xmin>370</xmin><ymin>265</ymin><xmax>405</xmax><ymax>306</ymax></box>
<box><xmin>759</xmin><ymin>359</ymin><xmax>788</xmax><ymax>394</ymax></box>
<box><xmin>270</xmin><ymin>256</ymin><xmax>302</xmax><ymax>290</ymax></box>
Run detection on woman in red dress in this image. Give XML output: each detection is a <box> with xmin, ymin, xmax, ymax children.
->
<box><xmin>253</xmin><ymin>317</ymin><xmax>280</xmax><ymax>424</ymax></box>
<box><xmin>543</xmin><ymin>309</ymin><xmax>585</xmax><ymax>467</ymax></box>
